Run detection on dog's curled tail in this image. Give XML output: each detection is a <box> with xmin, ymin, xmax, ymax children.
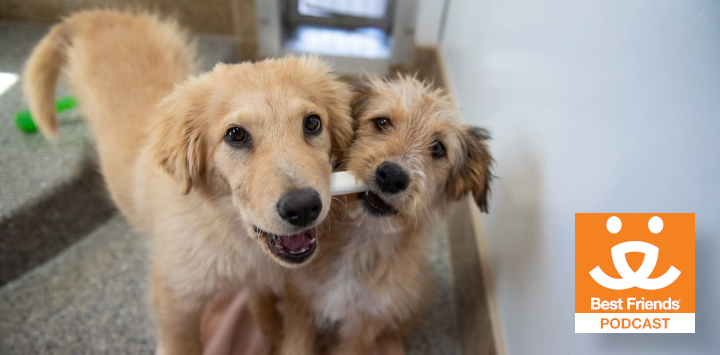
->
<box><xmin>23</xmin><ymin>24</ymin><xmax>69</xmax><ymax>140</ymax></box>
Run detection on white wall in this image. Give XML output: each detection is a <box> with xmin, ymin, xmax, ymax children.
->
<box><xmin>441</xmin><ymin>0</ymin><xmax>720</xmax><ymax>354</ymax></box>
<box><xmin>414</xmin><ymin>0</ymin><xmax>445</xmax><ymax>45</ymax></box>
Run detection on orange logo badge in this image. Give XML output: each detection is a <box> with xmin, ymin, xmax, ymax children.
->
<box><xmin>575</xmin><ymin>213</ymin><xmax>695</xmax><ymax>333</ymax></box>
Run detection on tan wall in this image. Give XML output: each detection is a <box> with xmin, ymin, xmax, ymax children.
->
<box><xmin>0</xmin><ymin>0</ymin><xmax>234</xmax><ymax>34</ymax></box>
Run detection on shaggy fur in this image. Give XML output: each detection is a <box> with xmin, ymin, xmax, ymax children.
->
<box><xmin>280</xmin><ymin>76</ymin><xmax>494</xmax><ymax>355</ymax></box>
<box><xmin>23</xmin><ymin>10</ymin><xmax>354</xmax><ymax>354</ymax></box>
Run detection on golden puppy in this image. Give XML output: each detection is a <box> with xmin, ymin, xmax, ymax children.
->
<box><xmin>281</xmin><ymin>76</ymin><xmax>493</xmax><ymax>355</ymax></box>
<box><xmin>23</xmin><ymin>10</ymin><xmax>354</xmax><ymax>354</ymax></box>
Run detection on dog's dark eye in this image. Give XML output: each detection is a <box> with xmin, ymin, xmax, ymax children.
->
<box><xmin>374</xmin><ymin>117</ymin><xmax>391</xmax><ymax>131</ymax></box>
<box><xmin>430</xmin><ymin>140</ymin><xmax>446</xmax><ymax>158</ymax></box>
<box><xmin>225</xmin><ymin>127</ymin><xmax>251</xmax><ymax>146</ymax></box>
<box><xmin>304</xmin><ymin>114</ymin><xmax>322</xmax><ymax>135</ymax></box>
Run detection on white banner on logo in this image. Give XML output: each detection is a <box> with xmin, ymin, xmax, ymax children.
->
<box><xmin>575</xmin><ymin>313</ymin><xmax>695</xmax><ymax>333</ymax></box>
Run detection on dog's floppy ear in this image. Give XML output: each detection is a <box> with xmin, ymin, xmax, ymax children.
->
<box><xmin>346</xmin><ymin>77</ymin><xmax>373</xmax><ymax>121</ymax></box>
<box><xmin>323</xmin><ymin>80</ymin><xmax>356</xmax><ymax>160</ymax></box>
<box><xmin>326</xmin><ymin>77</ymin><xmax>373</xmax><ymax>166</ymax></box>
<box><xmin>326</xmin><ymin>89</ymin><xmax>354</xmax><ymax>155</ymax></box>
<box><xmin>149</xmin><ymin>84</ymin><xmax>208</xmax><ymax>194</ymax></box>
<box><xmin>447</xmin><ymin>125</ymin><xmax>494</xmax><ymax>212</ymax></box>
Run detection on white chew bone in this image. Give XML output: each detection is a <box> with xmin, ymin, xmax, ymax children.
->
<box><xmin>330</xmin><ymin>171</ymin><xmax>369</xmax><ymax>196</ymax></box>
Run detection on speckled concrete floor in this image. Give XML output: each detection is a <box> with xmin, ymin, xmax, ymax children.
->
<box><xmin>0</xmin><ymin>216</ymin><xmax>154</xmax><ymax>354</ymax></box>
<box><xmin>0</xmin><ymin>216</ymin><xmax>461</xmax><ymax>355</ymax></box>
<box><xmin>404</xmin><ymin>220</ymin><xmax>462</xmax><ymax>355</ymax></box>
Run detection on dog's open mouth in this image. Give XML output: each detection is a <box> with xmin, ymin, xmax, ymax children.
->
<box><xmin>254</xmin><ymin>226</ymin><xmax>317</xmax><ymax>264</ymax></box>
<box><xmin>359</xmin><ymin>191</ymin><xmax>398</xmax><ymax>216</ymax></box>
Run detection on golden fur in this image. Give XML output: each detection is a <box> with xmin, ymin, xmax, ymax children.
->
<box><xmin>281</xmin><ymin>76</ymin><xmax>494</xmax><ymax>354</ymax></box>
<box><xmin>23</xmin><ymin>10</ymin><xmax>354</xmax><ymax>354</ymax></box>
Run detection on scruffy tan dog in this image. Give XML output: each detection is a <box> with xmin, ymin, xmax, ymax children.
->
<box><xmin>24</xmin><ymin>10</ymin><xmax>354</xmax><ymax>354</ymax></box>
<box><xmin>280</xmin><ymin>76</ymin><xmax>493</xmax><ymax>355</ymax></box>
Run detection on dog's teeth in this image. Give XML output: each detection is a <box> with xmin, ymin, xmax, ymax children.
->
<box><xmin>290</xmin><ymin>246</ymin><xmax>309</xmax><ymax>255</ymax></box>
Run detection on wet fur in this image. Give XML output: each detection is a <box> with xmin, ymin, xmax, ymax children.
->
<box><xmin>23</xmin><ymin>10</ymin><xmax>354</xmax><ymax>354</ymax></box>
<box><xmin>281</xmin><ymin>76</ymin><xmax>494</xmax><ymax>354</ymax></box>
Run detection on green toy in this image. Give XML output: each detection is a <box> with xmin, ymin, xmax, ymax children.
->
<box><xmin>15</xmin><ymin>96</ymin><xmax>78</xmax><ymax>133</ymax></box>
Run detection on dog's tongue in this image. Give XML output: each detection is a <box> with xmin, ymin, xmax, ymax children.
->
<box><xmin>279</xmin><ymin>230</ymin><xmax>314</xmax><ymax>253</ymax></box>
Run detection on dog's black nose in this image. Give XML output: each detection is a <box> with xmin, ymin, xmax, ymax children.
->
<box><xmin>376</xmin><ymin>162</ymin><xmax>409</xmax><ymax>194</ymax></box>
<box><xmin>277</xmin><ymin>189</ymin><xmax>322</xmax><ymax>227</ymax></box>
